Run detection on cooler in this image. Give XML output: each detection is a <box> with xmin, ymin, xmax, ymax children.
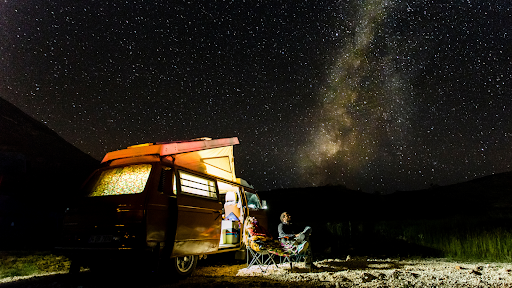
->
<box><xmin>221</xmin><ymin>220</ymin><xmax>239</xmax><ymax>244</ymax></box>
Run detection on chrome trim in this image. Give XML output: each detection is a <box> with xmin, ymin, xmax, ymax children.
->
<box><xmin>174</xmin><ymin>238</ymin><xmax>220</xmax><ymax>242</ymax></box>
<box><xmin>177</xmin><ymin>205</ymin><xmax>222</xmax><ymax>213</ymax></box>
<box><xmin>54</xmin><ymin>247</ymin><xmax>134</xmax><ymax>250</ymax></box>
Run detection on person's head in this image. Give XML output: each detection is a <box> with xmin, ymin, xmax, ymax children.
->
<box><xmin>280</xmin><ymin>212</ymin><xmax>291</xmax><ymax>224</ymax></box>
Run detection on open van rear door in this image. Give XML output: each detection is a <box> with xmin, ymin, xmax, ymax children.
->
<box><xmin>171</xmin><ymin>170</ymin><xmax>223</xmax><ymax>257</ymax></box>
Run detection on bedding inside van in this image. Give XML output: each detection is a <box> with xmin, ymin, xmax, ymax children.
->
<box><xmin>88</xmin><ymin>164</ymin><xmax>152</xmax><ymax>196</ymax></box>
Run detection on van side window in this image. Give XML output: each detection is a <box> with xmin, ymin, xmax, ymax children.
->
<box><xmin>179</xmin><ymin>171</ymin><xmax>217</xmax><ymax>198</ymax></box>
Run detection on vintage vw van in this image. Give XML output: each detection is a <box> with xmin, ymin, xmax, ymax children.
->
<box><xmin>57</xmin><ymin>137</ymin><xmax>267</xmax><ymax>276</ymax></box>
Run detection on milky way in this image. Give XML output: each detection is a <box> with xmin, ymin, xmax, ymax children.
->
<box><xmin>1</xmin><ymin>1</ymin><xmax>511</xmax><ymax>192</ymax></box>
<box><xmin>299</xmin><ymin>1</ymin><xmax>512</xmax><ymax>192</ymax></box>
<box><xmin>300</xmin><ymin>1</ymin><xmax>408</xmax><ymax>188</ymax></box>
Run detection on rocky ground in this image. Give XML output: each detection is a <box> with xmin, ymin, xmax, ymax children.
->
<box><xmin>2</xmin><ymin>254</ymin><xmax>512</xmax><ymax>287</ymax></box>
<box><xmin>176</xmin><ymin>256</ymin><xmax>512</xmax><ymax>288</ymax></box>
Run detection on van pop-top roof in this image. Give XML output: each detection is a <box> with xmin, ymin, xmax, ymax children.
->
<box><xmin>101</xmin><ymin>137</ymin><xmax>249</xmax><ymax>185</ymax></box>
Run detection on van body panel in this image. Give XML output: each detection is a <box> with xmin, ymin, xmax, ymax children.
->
<box><xmin>62</xmin><ymin>201</ymin><xmax>146</xmax><ymax>250</ymax></box>
<box><xmin>146</xmin><ymin>203</ymin><xmax>169</xmax><ymax>243</ymax></box>
<box><xmin>144</xmin><ymin>166</ymin><xmax>174</xmax><ymax>244</ymax></box>
<box><xmin>172</xmin><ymin>192</ymin><xmax>222</xmax><ymax>257</ymax></box>
<box><xmin>172</xmin><ymin>239</ymin><xmax>220</xmax><ymax>257</ymax></box>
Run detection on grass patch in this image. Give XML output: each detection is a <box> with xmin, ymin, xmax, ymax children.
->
<box><xmin>325</xmin><ymin>216</ymin><xmax>512</xmax><ymax>262</ymax></box>
<box><xmin>1</xmin><ymin>263</ymin><xmax>39</xmax><ymax>277</ymax></box>
<box><xmin>396</xmin><ymin>218</ymin><xmax>512</xmax><ymax>262</ymax></box>
<box><xmin>430</xmin><ymin>229</ymin><xmax>512</xmax><ymax>262</ymax></box>
<box><xmin>0</xmin><ymin>252</ymin><xmax>70</xmax><ymax>279</ymax></box>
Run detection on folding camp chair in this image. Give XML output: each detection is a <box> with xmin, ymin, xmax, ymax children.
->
<box><xmin>243</xmin><ymin>217</ymin><xmax>279</xmax><ymax>273</ymax></box>
<box><xmin>246</xmin><ymin>247</ymin><xmax>278</xmax><ymax>273</ymax></box>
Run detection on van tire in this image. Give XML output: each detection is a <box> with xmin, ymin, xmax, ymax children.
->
<box><xmin>173</xmin><ymin>255</ymin><xmax>198</xmax><ymax>277</ymax></box>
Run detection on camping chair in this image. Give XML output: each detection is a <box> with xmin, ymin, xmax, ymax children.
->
<box><xmin>246</xmin><ymin>248</ymin><xmax>278</xmax><ymax>273</ymax></box>
<box><xmin>243</xmin><ymin>217</ymin><xmax>279</xmax><ymax>273</ymax></box>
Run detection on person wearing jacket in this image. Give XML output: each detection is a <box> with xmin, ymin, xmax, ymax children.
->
<box><xmin>277</xmin><ymin>212</ymin><xmax>315</xmax><ymax>269</ymax></box>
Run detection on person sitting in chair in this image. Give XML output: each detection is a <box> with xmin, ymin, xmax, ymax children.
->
<box><xmin>277</xmin><ymin>212</ymin><xmax>315</xmax><ymax>269</ymax></box>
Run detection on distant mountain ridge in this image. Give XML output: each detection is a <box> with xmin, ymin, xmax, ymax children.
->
<box><xmin>260</xmin><ymin>170</ymin><xmax>512</xmax><ymax>226</ymax></box>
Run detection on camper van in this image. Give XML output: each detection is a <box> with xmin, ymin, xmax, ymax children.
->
<box><xmin>58</xmin><ymin>137</ymin><xmax>267</xmax><ymax>276</ymax></box>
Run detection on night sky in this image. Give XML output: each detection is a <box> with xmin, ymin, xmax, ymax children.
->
<box><xmin>1</xmin><ymin>1</ymin><xmax>511</xmax><ymax>192</ymax></box>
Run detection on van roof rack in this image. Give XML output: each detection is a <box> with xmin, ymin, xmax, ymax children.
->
<box><xmin>102</xmin><ymin>137</ymin><xmax>239</xmax><ymax>163</ymax></box>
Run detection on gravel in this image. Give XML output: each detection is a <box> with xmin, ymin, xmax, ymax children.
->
<box><xmin>185</xmin><ymin>257</ymin><xmax>512</xmax><ymax>287</ymax></box>
<box><xmin>1</xmin><ymin>256</ymin><xmax>512</xmax><ymax>287</ymax></box>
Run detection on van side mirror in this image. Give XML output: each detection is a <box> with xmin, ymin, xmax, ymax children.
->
<box><xmin>261</xmin><ymin>200</ymin><xmax>267</xmax><ymax>209</ymax></box>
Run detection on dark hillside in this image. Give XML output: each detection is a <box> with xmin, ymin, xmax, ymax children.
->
<box><xmin>385</xmin><ymin>171</ymin><xmax>512</xmax><ymax>219</ymax></box>
<box><xmin>261</xmin><ymin>171</ymin><xmax>512</xmax><ymax>223</ymax></box>
<box><xmin>0</xmin><ymin>97</ymin><xmax>99</xmax><ymax>248</ymax></box>
<box><xmin>0</xmin><ymin>97</ymin><xmax>98</xmax><ymax>201</ymax></box>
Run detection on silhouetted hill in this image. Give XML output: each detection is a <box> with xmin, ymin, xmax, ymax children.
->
<box><xmin>261</xmin><ymin>171</ymin><xmax>512</xmax><ymax>225</ymax></box>
<box><xmin>384</xmin><ymin>171</ymin><xmax>512</xmax><ymax>219</ymax></box>
<box><xmin>0</xmin><ymin>97</ymin><xmax>99</xmax><ymax>248</ymax></box>
<box><xmin>0</xmin><ymin>97</ymin><xmax>98</xmax><ymax>202</ymax></box>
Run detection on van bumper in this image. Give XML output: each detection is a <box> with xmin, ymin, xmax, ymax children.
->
<box><xmin>54</xmin><ymin>246</ymin><xmax>156</xmax><ymax>266</ymax></box>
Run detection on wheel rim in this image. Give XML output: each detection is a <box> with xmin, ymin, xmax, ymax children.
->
<box><xmin>176</xmin><ymin>256</ymin><xmax>194</xmax><ymax>273</ymax></box>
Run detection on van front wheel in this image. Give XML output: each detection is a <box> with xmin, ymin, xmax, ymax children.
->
<box><xmin>173</xmin><ymin>255</ymin><xmax>198</xmax><ymax>277</ymax></box>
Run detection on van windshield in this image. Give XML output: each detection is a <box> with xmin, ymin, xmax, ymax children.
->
<box><xmin>87</xmin><ymin>164</ymin><xmax>152</xmax><ymax>197</ymax></box>
<box><xmin>245</xmin><ymin>191</ymin><xmax>261</xmax><ymax>209</ymax></box>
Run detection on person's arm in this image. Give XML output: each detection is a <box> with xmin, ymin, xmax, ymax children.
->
<box><xmin>278</xmin><ymin>223</ymin><xmax>296</xmax><ymax>238</ymax></box>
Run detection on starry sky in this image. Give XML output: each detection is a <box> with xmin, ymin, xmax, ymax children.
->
<box><xmin>1</xmin><ymin>1</ymin><xmax>511</xmax><ymax>192</ymax></box>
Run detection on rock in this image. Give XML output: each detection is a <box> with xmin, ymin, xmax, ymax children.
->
<box><xmin>390</xmin><ymin>270</ymin><xmax>402</xmax><ymax>279</ymax></box>
<box><xmin>361</xmin><ymin>272</ymin><xmax>378</xmax><ymax>283</ymax></box>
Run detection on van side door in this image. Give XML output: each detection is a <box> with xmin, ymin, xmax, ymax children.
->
<box><xmin>171</xmin><ymin>170</ymin><xmax>223</xmax><ymax>257</ymax></box>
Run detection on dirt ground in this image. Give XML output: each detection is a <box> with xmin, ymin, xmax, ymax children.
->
<box><xmin>2</xmin><ymin>255</ymin><xmax>512</xmax><ymax>287</ymax></box>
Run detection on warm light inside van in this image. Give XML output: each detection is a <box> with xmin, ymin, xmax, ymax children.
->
<box><xmin>179</xmin><ymin>171</ymin><xmax>217</xmax><ymax>198</ymax></box>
